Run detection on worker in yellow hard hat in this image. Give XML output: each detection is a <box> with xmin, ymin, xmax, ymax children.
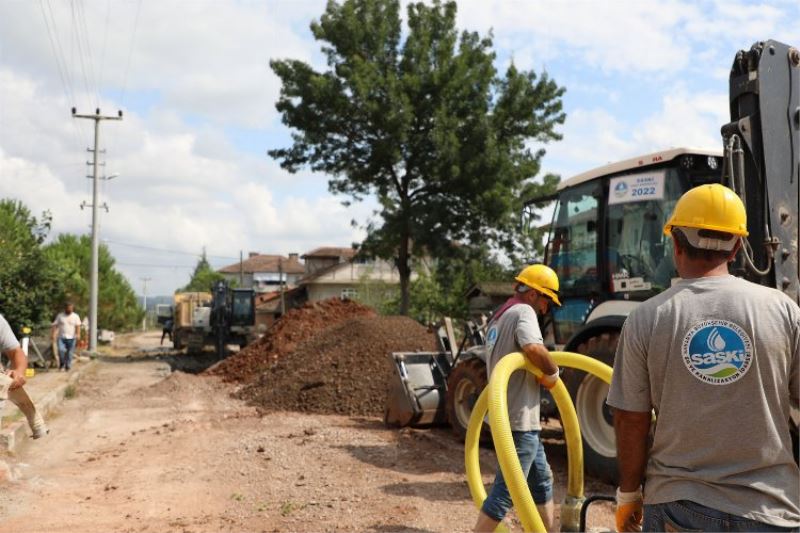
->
<box><xmin>474</xmin><ymin>264</ymin><xmax>561</xmax><ymax>532</ymax></box>
<box><xmin>608</xmin><ymin>184</ymin><xmax>800</xmax><ymax>531</ymax></box>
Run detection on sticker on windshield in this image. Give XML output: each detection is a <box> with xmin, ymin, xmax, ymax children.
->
<box><xmin>612</xmin><ymin>277</ymin><xmax>652</xmax><ymax>292</ymax></box>
<box><xmin>608</xmin><ymin>171</ymin><xmax>665</xmax><ymax>205</ymax></box>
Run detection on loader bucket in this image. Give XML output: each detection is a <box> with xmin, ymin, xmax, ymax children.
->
<box><xmin>384</xmin><ymin>352</ymin><xmax>451</xmax><ymax>427</ymax></box>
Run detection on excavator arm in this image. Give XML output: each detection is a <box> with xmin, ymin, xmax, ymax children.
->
<box><xmin>721</xmin><ymin>40</ymin><xmax>800</xmax><ymax>303</ymax></box>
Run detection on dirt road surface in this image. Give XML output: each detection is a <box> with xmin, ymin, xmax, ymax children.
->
<box><xmin>0</xmin><ymin>331</ymin><xmax>614</xmax><ymax>532</ymax></box>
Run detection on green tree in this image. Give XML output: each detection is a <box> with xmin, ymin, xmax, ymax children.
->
<box><xmin>0</xmin><ymin>199</ymin><xmax>57</xmax><ymax>333</ymax></box>
<box><xmin>178</xmin><ymin>252</ymin><xmax>226</xmax><ymax>293</ymax></box>
<box><xmin>44</xmin><ymin>234</ymin><xmax>143</xmax><ymax>331</ymax></box>
<box><xmin>380</xmin><ymin>248</ymin><xmax>512</xmax><ymax>323</ymax></box>
<box><xmin>269</xmin><ymin>0</ymin><xmax>564</xmax><ymax>314</ymax></box>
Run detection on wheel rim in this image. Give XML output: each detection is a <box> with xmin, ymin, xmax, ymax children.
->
<box><xmin>575</xmin><ymin>374</ymin><xmax>616</xmax><ymax>458</ymax></box>
<box><xmin>454</xmin><ymin>378</ymin><xmax>478</xmax><ymax>428</ymax></box>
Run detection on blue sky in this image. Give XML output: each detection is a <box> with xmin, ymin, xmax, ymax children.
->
<box><xmin>0</xmin><ymin>0</ymin><xmax>798</xmax><ymax>296</ymax></box>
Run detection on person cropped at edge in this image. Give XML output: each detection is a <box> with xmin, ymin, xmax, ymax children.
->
<box><xmin>608</xmin><ymin>183</ymin><xmax>800</xmax><ymax>532</ymax></box>
<box><xmin>0</xmin><ymin>314</ymin><xmax>27</xmax><ymax>391</ymax></box>
<box><xmin>474</xmin><ymin>264</ymin><xmax>561</xmax><ymax>532</ymax></box>
<box><xmin>51</xmin><ymin>302</ymin><xmax>81</xmax><ymax>372</ymax></box>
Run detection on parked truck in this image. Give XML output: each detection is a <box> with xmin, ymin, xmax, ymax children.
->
<box><xmin>171</xmin><ymin>291</ymin><xmax>212</xmax><ymax>352</ymax></box>
<box><xmin>170</xmin><ymin>281</ymin><xmax>256</xmax><ymax>357</ymax></box>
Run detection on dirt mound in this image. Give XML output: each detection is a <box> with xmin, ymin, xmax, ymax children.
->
<box><xmin>207</xmin><ymin>298</ymin><xmax>376</xmax><ymax>383</ymax></box>
<box><xmin>236</xmin><ymin>315</ymin><xmax>435</xmax><ymax>416</ymax></box>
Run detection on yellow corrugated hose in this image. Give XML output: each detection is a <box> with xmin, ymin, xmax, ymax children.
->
<box><xmin>464</xmin><ymin>351</ymin><xmax>613</xmax><ymax>532</ymax></box>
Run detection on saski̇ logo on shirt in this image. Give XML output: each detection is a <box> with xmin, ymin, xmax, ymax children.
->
<box><xmin>681</xmin><ymin>320</ymin><xmax>753</xmax><ymax>385</ymax></box>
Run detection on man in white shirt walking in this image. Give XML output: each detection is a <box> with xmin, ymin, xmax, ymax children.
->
<box><xmin>51</xmin><ymin>303</ymin><xmax>81</xmax><ymax>372</ymax></box>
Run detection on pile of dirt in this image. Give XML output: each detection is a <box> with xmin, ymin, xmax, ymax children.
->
<box><xmin>207</xmin><ymin>298</ymin><xmax>376</xmax><ymax>383</ymax></box>
<box><xmin>236</xmin><ymin>315</ymin><xmax>436</xmax><ymax>416</ymax></box>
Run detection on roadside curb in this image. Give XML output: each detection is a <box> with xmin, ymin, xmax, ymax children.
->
<box><xmin>0</xmin><ymin>360</ymin><xmax>97</xmax><ymax>454</ymax></box>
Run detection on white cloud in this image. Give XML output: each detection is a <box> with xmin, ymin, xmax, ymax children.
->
<box><xmin>453</xmin><ymin>0</ymin><xmax>698</xmax><ymax>74</ymax></box>
<box><xmin>0</xmin><ymin>1</ymin><xmax>325</xmax><ymax>127</ymax></box>
<box><xmin>543</xmin><ymin>108</ymin><xmax>636</xmax><ymax>177</ymax></box>
<box><xmin>0</xmin><ymin>64</ymin><xmax>366</xmax><ymax>295</ymax></box>
<box><xmin>632</xmin><ymin>86</ymin><xmax>727</xmax><ymax>153</ymax></box>
<box><xmin>543</xmin><ymin>84</ymin><xmax>727</xmax><ymax>180</ymax></box>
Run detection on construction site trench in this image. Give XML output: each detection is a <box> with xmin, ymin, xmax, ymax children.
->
<box><xmin>0</xmin><ymin>299</ymin><xmax>614</xmax><ymax>532</ymax></box>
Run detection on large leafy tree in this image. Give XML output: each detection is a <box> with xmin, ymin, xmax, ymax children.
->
<box><xmin>0</xmin><ymin>200</ymin><xmax>58</xmax><ymax>333</ymax></box>
<box><xmin>44</xmin><ymin>234</ymin><xmax>143</xmax><ymax>331</ymax></box>
<box><xmin>178</xmin><ymin>252</ymin><xmax>226</xmax><ymax>293</ymax></box>
<box><xmin>270</xmin><ymin>0</ymin><xmax>564</xmax><ymax>314</ymax></box>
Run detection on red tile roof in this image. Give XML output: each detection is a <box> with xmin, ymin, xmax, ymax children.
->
<box><xmin>301</xmin><ymin>247</ymin><xmax>357</xmax><ymax>260</ymax></box>
<box><xmin>218</xmin><ymin>254</ymin><xmax>305</xmax><ymax>274</ymax></box>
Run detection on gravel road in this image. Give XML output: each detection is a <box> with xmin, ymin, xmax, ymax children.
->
<box><xmin>0</xmin><ymin>331</ymin><xmax>614</xmax><ymax>532</ymax></box>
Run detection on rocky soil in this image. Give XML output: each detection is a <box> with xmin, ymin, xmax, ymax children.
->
<box><xmin>237</xmin><ymin>315</ymin><xmax>436</xmax><ymax>416</ymax></box>
<box><xmin>208</xmin><ymin>298</ymin><xmax>377</xmax><ymax>383</ymax></box>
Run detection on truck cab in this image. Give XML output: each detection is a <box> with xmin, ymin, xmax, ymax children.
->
<box><xmin>540</xmin><ymin>147</ymin><xmax>724</xmax><ymax>482</ymax></box>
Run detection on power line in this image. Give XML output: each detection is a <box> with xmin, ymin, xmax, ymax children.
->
<box><xmin>38</xmin><ymin>0</ymin><xmax>88</xmax><ymax>149</ymax></box>
<box><xmin>116</xmin><ymin>262</ymin><xmax>195</xmax><ymax>269</ymax></box>
<box><xmin>97</xmin><ymin>0</ymin><xmax>112</xmax><ymax>103</ymax></box>
<box><xmin>119</xmin><ymin>0</ymin><xmax>142</xmax><ymax>108</ymax></box>
<box><xmin>73</xmin><ymin>0</ymin><xmax>99</xmax><ymax>107</ymax></box>
<box><xmin>79</xmin><ymin>0</ymin><xmax>100</xmax><ymax>107</ymax></box>
<box><xmin>69</xmin><ymin>0</ymin><xmax>94</xmax><ymax>110</ymax></box>
<box><xmin>103</xmin><ymin>239</ymin><xmax>239</xmax><ymax>261</ymax></box>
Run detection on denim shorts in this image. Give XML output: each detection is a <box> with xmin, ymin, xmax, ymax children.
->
<box><xmin>481</xmin><ymin>430</ymin><xmax>554</xmax><ymax>521</ymax></box>
<box><xmin>644</xmin><ymin>500</ymin><xmax>800</xmax><ymax>532</ymax></box>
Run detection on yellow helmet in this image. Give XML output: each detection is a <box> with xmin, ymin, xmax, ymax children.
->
<box><xmin>515</xmin><ymin>264</ymin><xmax>561</xmax><ymax>306</ymax></box>
<box><xmin>664</xmin><ymin>183</ymin><xmax>748</xmax><ymax>237</ymax></box>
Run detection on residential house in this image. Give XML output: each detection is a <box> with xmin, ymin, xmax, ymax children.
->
<box><xmin>218</xmin><ymin>252</ymin><xmax>305</xmax><ymax>292</ymax></box>
<box><xmin>300</xmin><ymin>247</ymin><xmax>405</xmax><ymax>307</ymax></box>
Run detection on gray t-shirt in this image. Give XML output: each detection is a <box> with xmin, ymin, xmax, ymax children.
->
<box><xmin>485</xmin><ymin>303</ymin><xmax>544</xmax><ymax>431</ymax></box>
<box><xmin>608</xmin><ymin>275</ymin><xmax>800</xmax><ymax>527</ymax></box>
<box><xmin>0</xmin><ymin>314</ymin><xmax>20</xmax><ymax>353</ymax></box>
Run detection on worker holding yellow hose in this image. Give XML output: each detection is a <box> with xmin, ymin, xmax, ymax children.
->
<box><xmin>608</xmin><ymin>185</ymin><xmax>800</xmax><ymax>531</ymax></box>
<box><xmin>473</xmin><ymin>265</ymin><xmax>561</xmax><ymax>533</ymax></box>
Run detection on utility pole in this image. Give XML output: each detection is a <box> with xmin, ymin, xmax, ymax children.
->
<box><xmin>140</xmin><ymin>277</ymin><xmax>151</xmax><ymax>332</ymax></box>
<box><xmin>73</xmin><ymin>107</ymin><xmax>122</xmax><ymax>353</ymax></box>
<box><xmin>239</xmin><ymin>250</ymin><xmax>244</xmax><ymax>287</ymax></box>
<box><xmin>279</xmin><ymin>258</ymin><xmax>286</xmax><ymax>315</ymax></box>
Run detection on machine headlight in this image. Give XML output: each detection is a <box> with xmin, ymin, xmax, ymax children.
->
<box><xmin>707</xmin><ymin>156</ymin><xmax>719</xmax><ymax>170</ymax></box>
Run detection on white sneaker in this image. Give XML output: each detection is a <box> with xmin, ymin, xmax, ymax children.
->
<box><xmin>31</xmin><ymin>413</ymin><xmax>48</xmax><ymax>439</ymax></box>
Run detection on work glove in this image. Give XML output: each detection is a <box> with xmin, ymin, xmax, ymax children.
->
<box><xmin>615</xmin><ymin>486</ymin><xmax>643</xmax><ymax>532</ymax></box>
<box><xmin>538</xmin><ymin>369</ymin><xmax>560</xmax><ymax>390</ymax></box>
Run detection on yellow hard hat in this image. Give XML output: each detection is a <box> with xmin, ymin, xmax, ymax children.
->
<box><xmin>664</xmin><ymin>183</ymin><xmax>749</xmax><ymax>237</ymax></box>
<box><xmin>515</xmin><ymin>264</ymin><xmax>561</xmax><ymax>306</ymax></box>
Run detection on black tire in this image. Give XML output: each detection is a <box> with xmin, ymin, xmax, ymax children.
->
<box><xmin>173</xmin><ymin>331</ymin><xmax>184</xmax><ymax>351</ymax></box>
<box><xmin>446</xmin><ymin>358</ymin><xmax>491</xmax><ymax>444</ymax></box>
<box><xmin>564</xmin><ymin>331</ymin><xmax>620</xmax><ymax>485</ymax></box>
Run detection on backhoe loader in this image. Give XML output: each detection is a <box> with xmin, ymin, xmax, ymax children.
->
<box><xmin>387</xmin><ymin>39</ymin><xmax>799</xmax><ymax>486</ymax></box>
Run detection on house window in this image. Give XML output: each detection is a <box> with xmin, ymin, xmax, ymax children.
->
<box><xmin>341</xmin><ymin>288</ymin><xmax>358</xmax><ymax>300</ymax></box>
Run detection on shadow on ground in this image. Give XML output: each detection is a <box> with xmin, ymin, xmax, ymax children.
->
<box><xmin>337</xmin><ymin>442</ymin><xmax>464</xmax><ymax>475</ymax></box>
<box><xmin>381</xmin><ymin>480</ymin><xmax>472</xmax><ymax>502</ymax></box>
<box><xmin>367</xmin><ymin>524</ymin><xmax>437</xmax><ymax>533</ymax></box>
